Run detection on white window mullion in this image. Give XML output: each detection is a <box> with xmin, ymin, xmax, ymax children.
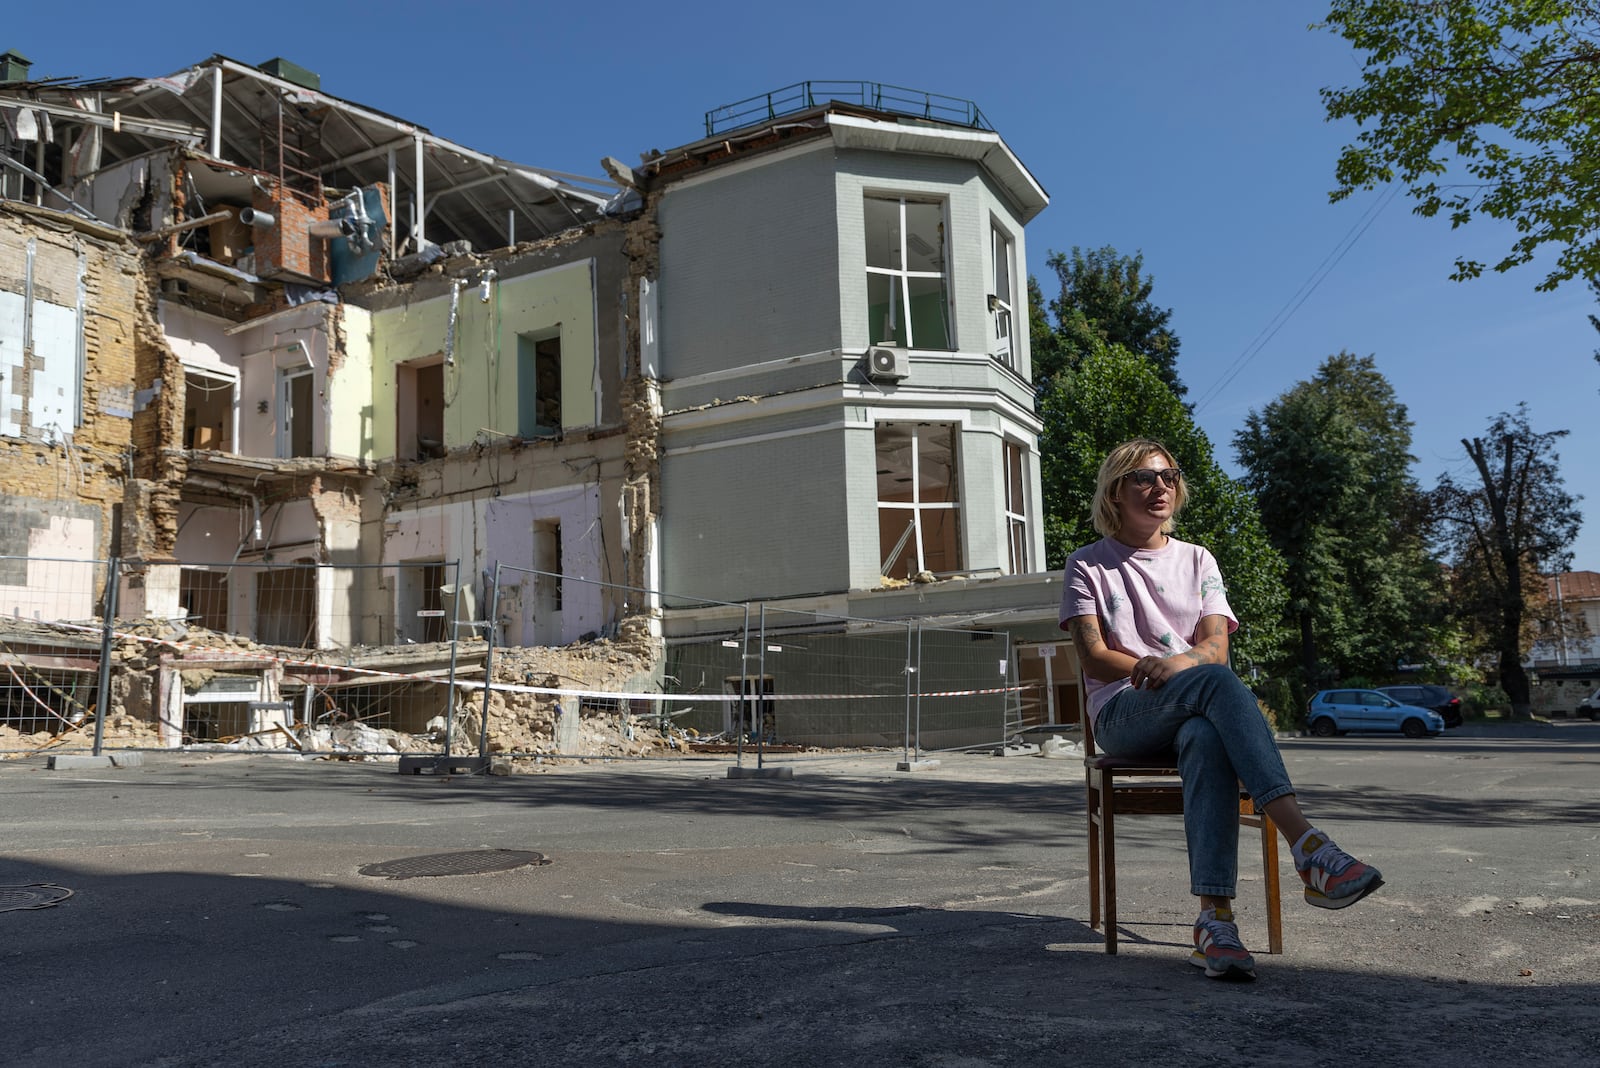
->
<box><xmin>910</xmin><ymin>429</ymin><xmax>925</xmax><ymax>574</ymax></box>
<box><xmin>897</xmin><ymin>202</ymin><xmax>916</xmax><ymax>346</ymax></box>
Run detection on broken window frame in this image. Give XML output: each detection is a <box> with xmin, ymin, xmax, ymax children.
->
<box><xmin>1003</xmin><ymin>440</ymin><xmax>1029</xmax><ymax>574</ymax></box>
<box><xmin>516</xmin><ymin>330</ymin><xmax>563</xmax><ymax>438</ymax></box>
<box><xmin>182</xmin><ymin>365</ymin><xmax>237</xmax><ymax>452</ymax></box>
<box><xmin>395</xmin><ymin>357</ymin><xmax>446</xmax><ymax>461</ymax></box>
<box><xmin>990</xmin><ymin>223</ymin><xmax>1015</xmax><ymax>367</ymax></box>
<box><xmin>865</xmin><ymin>195</ymin><xmax>953</xmax><ymax>350</ymax></box>
<box><xmin>181</xmin><ymin>673</ymin><xmax>265</xmax><ymax>743</ymax></box>
<box><xmin>0</xmin><ymin>662</ymin><xmax>96</xmax><ymax>736</ymax></box>
<box><xmin>876</xmin><ymin>422</ymin><xmax>963</xmax><ymax>580</ymax></box>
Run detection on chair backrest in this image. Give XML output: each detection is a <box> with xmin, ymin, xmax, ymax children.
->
<box><xmin>1080</xmin><ymin>693</ymin><xmax>1100</xmax><ymax>757</ymax></box>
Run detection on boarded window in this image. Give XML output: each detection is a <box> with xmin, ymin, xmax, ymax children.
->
<box><xmin>532</xmin><ymin>520</ymin><xmax>563</xmax><ymax>645</ymax></box>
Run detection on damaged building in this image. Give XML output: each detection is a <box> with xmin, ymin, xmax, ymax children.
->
<box><xmin>2</xmin><ymin>55</ymin><xmax>1071</xmax><ymax>757</ymax></box>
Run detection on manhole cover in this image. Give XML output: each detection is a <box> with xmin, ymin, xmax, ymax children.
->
<box><xmin>358</xmin><ymin>849</ymin><xmax>549</xmax><ymax>880</ymax></box>
<box><xmin>0</xmin><ymin>884</ymin><xmax>74</xmax><ymax>912</ymax></box>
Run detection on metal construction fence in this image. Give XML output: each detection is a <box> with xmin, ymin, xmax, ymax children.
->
<box><xmin>658</xmin><ymin>605</ymin><xmax>1018</xmax><ymax>763</ymax></box>
<box><xmin>2</xmin><ymin>555</ymin><xmax>1031</xmax><ymax>770</ymax></box>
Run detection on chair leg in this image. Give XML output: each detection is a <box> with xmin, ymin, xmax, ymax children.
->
<box><xmin>1086</xmin><ymin>779</ymin><xmax>1102</xmax><ymax>931</ymax></box>
<box><xmin>1261</xmin><ymin>810</ymin><xmax>1283</xmax><ymax>954</ymax></box>
<box><xmin>1100</xmin><ymin>786</ymin><xmax>1118</xmax><ymax>954</ymax></box>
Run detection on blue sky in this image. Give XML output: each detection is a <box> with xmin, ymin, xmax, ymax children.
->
<box><xmin>10</xmin><ymin>1</ymin><xmax>1599</xmax><ymax>565</ymax></box>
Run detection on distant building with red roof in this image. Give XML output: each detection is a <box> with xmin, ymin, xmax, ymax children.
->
<box><xmin>1532</xmin><ymin>571</ymin><xmax>1600</xmax><ymax>668</ymax></box>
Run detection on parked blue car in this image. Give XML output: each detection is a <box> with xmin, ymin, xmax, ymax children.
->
<box><xmin>1306</xmin><ymin>689</ymin><xmax>1446</xmax><ymax>738</ymax></box>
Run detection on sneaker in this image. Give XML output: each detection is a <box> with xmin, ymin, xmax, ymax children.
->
<box><xmin>1191</xmin><ymin>907</ymin><xmax>1255</xmax><ymax>981</ymax></box>
<box><xmin>1296</xmin><ymin>830</ymin><xmax>1384</xmax><ymax>909</ymax></box>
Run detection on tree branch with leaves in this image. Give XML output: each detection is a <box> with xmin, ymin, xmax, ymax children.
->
<box><xmin>1031</xmin><ymin>246</ymin><xmax>1184</xmax><ymax>394</ymax></box>
<box><xmin>1321</xmin><ymin>0</ymin><xmax>1600</xmax><ymax>290</ymax></box>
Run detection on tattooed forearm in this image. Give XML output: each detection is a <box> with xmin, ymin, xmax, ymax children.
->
<box><xmin>1179</xmin><ymin>615</ymin><xmax>1230</xmax><ymax>667</ymax></box>
<box><xmin>1067</xmin><ymin>615</ymin><xmax>1104</xmax><ymax>653</ymax></box>
<box><xmin>1071</xmin><ymin>615</ymin><xmax>1143</xmax><ymax>684</ymax></box>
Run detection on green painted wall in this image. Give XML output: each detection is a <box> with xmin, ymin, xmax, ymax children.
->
<box><xmin>328</xmin><ymin>303</ymin><xmax>374</xmax><ymax>459</ymax></box>
<box><xmin>366</xmin><ymin>260</ymin><xmax>597</xmax><ymax>459</ymax></box>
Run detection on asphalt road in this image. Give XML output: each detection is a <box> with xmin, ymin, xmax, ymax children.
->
<box><xmin>2</xmin><ymin>721</ymin><xmax>1597</xmax><ymax>1067</ymax></box>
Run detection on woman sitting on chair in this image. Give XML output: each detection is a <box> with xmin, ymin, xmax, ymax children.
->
<box><xmin>1060</xmin><ymin>438</ymin><xmax>1382</xmax><ymax>981</ymax></box>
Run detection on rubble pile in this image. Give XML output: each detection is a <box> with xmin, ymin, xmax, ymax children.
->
<box><xmin>1</xmin><ymin>617</ymin><xmax>697</xmax><ymax>767</ymax></box>
<box><xmin>450</xmin><ymin>639</ymin><xmax>690</xmax><ymax>767</ymax></box>
<box><xmin>0</xmin><ymin>724</ymin><xmax>49</xmax><ymax>757</ymax></box>
<box><xmin>0</xmin><ymin>713</ymin><xmax>163</xmax><ymax>759</ymax></box>
<box><xmin>194</xmin><ymin>721</ymin><xmax>440</xmax><ymax>758</ymax></box>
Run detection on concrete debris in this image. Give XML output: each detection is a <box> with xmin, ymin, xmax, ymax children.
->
<box><xmin>1038</xmin><ymin>735</ymin><xmax>1082</xmax><ymax>759</ymax></box>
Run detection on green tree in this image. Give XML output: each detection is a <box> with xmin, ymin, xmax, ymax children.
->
<box><xmin>1233</xmin><ymin>353</ymin><xmax>1445</xmax><ymax>691</ymax></box>
<box><xmin>1027</xmin><ymin>274</ymin><xmax>1066</xmax><ymax>386</ymax></box>
<box><xmin>1434</xmin><ymin>405</ymin><xmax>1582</xmax><ymax>716</ymax></box>
<box><xmin>1033</xmin><ymin>246</ymin><xmax>1184</xmax><ymax>394</ymax></box>
<box><xmin>1040</xmin><ymin>341</ymin><xmax>1285</xmax><ymax>667</ymax></box>
<box><xmin>1321</xmin><ymin>0</ymin><xmax>1600</xmax><ymax>291</ymax></box>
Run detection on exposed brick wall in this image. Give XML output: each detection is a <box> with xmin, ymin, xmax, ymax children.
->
<box><xmin>253</xmin><ymin>184</ymin><xmax>330</xmax><ymax>283</ymax></box>
<box><xmin>618</xmin><ymin>190</ymin><xmax>664</xmax><ymax>658</ymax></box>
<box><xmin>0</xmin><ymin>205</ymin><xmax>146</xmax><ymax>562</ymax></box>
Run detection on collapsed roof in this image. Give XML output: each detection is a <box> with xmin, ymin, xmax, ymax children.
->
<box><xmin>0</xmin><ymin>53</ymin><xmax>616</xmax><ymax>251</ymax></box>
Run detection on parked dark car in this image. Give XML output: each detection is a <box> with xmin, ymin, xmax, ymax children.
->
<box><xmin>1376</xmin><ymin>684</ymin><xmax>1463</xmax><ymax>728</ymax></box>
<box><xmin>1306</xmin><ymin>689</ymin><xmax>1445</xmax><ymax>738</ymax></box>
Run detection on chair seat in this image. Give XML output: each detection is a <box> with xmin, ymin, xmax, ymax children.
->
<box><xmin>1085</xmin><ymin>753</ymin><xmax>1178</xmax><ymax>771</ymax></box>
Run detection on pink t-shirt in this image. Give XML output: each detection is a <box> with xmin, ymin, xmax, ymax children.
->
<box><xmin>1058</xmin><ymin>536</ymin><xmax>1238</xmax><ymax>724</ymax></box>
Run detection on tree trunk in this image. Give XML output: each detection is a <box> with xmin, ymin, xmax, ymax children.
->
<box><xmin>1500</xmin><ymin>651</ymin><xmax>1531</xmax><ymax>719</ymax></box>
<box><xmin>1298</xmin><ymin>610</ymin><xmax>1318</xmax><ymax>691</ymax></box>
<box><xmin>1499</xmin><ymin>570</ymin><xmax>1531</xmax><ymax>718</ymax></box>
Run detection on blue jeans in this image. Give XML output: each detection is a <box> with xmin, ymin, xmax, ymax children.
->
<box><xmin>1094</xmin><ymin>664</ymin><xmax>1294</xmax><ymax>899</ymax></box>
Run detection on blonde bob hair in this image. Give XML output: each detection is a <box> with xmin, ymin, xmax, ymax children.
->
<box><xmin>1091</xmin><ymin>438</ymin><xmax>1188</xmax><ymax>538</ymax></box>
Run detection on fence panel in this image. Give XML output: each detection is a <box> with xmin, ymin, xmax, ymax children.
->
<box><xmin>910</xmin><ymin>625</ymin><xmax>1015</xmax><ymax>755</ymax></box>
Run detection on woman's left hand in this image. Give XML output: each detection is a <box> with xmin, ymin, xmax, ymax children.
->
<box><xmin>1130</xmin><ymin>654</ymin><xmax>1191</xmax><ymax>690</ymax></box>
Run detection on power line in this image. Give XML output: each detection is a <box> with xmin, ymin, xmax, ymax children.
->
<box><xmin>1192</xmin><ymin>182</ymin><xmax>1403</xmax><ymax>414</ymax></box>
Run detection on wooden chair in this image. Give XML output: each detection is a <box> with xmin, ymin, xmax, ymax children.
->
<box><xmin>1082</xmin><ymin>707</ymin><xmax>1283</xmax><ymax>954</ymax></box>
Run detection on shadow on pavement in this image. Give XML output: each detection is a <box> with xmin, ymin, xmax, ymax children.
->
<box><xmin>4</xmin><ymin>856</ymin><xmax>1595</xmax><ymax>1068</ymax></box>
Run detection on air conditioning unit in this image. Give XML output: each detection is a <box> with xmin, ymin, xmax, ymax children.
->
<box><xmin>865</xmin><ymin>346</ymin><xmax>908</xmax><ymax>382</ymax></box>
